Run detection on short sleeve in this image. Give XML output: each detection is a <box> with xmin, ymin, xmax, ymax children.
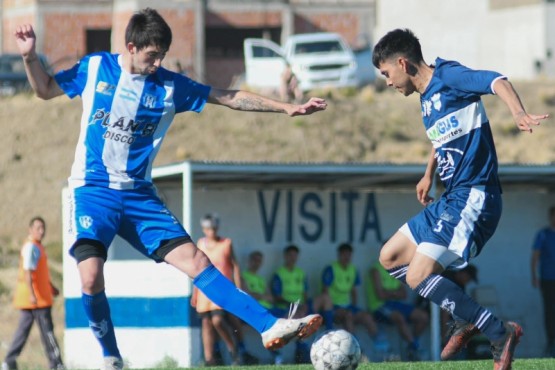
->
<box><xmin>322</xmin><ymin>266</ymin><xmax>334</xmax><ymax>287</ymax></box>
<box><xmin>54</xmin><ymin>55</ymin><xmax>93</xmax><ymax>98</ymax></box>
<box><xmin>435</xmin><ymin>58</ymin><xmax>505</xmax><ymax>95</ymax></box>
<box><xmin>173</xmin><ymin>74</ymin><xmax>211</xmax><ymax>114</ymax></box>
<box><xmin>533</xmin><ymin>229</ymin><xmax>546</xmax><ymax>251</ymax></box>
<box><xmin>21</xmin><ymin>242</ymin><xmax>40</xmax><ymax>271</ymax></box>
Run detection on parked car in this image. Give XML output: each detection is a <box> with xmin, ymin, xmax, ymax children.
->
<box><xmin>0</xmin><ymin>53</ymin><xmax>49</xmax><ymax>96</ymax></box>
<box><xmin>244</xmin><ymin>32</ymin><xmax>362</xmax><ymax>91</ymax></box>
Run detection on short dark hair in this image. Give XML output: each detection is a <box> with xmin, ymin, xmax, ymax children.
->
<box><xmin>337</xmin><ymin>243</ymin><xmax>353</xmax><ymax>253</ymax></box>
<box><xmin>249</xmin><ymin>250</ymin><xmax>263</xmax><ymax>259</ymax></box>
<box><xmin>284</xmin><ymin>244</ymin><xmax>299</xmax><ymax>254</ymax></box>
<box><xmin>125</xmin><ymin>8</ymin><xmax>172</xmax><ymax>51</ymax></box>
<box><xmin>549</xmin><ymin>206</ymin><xmax>555</xmax><ymax>217</ymax></box>
<box><xmin>29</xmin><ymin>216</ymin><xmax>45</xmax><ymax>227</ymax></box>
<box><xmin>372</xmin><ymin>28</ymin><xmax>424</xmax><ymax>68</ymax></box>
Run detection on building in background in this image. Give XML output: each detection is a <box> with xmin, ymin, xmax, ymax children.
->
<box><xmin>375</xmin><ymin>0</ymin><xmax>555</xmax><ymax>80</ymax></box>
<box><xmin>0</xmin><ymin>0</ymin><xmax>375</xmax><ymax>87</ymax></box>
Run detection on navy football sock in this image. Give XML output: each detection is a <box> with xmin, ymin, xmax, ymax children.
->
<box><xmin>386</xmin><ymin>265</ymin><xmax>408</xmax><ymax>284</ymax></box>
<box><xmin>194</xmin><ymin>265</ymin><xmax>277</xmax><ymax>333</ymax></box>
<box><xmin>416</xmin><ymin>274</ymin><xmax>506</xmax><ymax>341</ymax></box>
<box><xmin>82</xmin><ymin>291</ymin><xmax>121</xmax><ymax>358</ymax></box>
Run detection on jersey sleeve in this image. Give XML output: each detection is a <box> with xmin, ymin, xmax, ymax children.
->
<box><xmin>54</xmin><ymin>55</ymin><xmax>92</xmax><ymax>98</ymax></box>
<box><xmin>435</xmin><ymin>58</ymin><xmax>505</xmax><ymax>95</ymax></box>
<box><xmin>532</xmin><ymin>229</ymin><xmax>546</xmax><ymax>251</ymax></box>
<box><xmin>21</xmin><ymin>242</ymin><xmax>40</xmax><ymax>271</ymax></box>
<box><xmin>322</xmin><ymin>265</ymin><xmax>334</xmax><ymax>287</ymax></box>
<box><xmin>173</xmin><ymin>74</ymin><xmax>211</xmax><ymax>114</ymax></box>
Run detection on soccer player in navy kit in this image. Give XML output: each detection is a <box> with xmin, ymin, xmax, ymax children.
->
<box><xmin>372</xmin><ymin>29</ymin><xmax>548</xmax><ymax>370</ymax></box>
<box><xmin>14</xmin><ymin>8</ymin><xmax>325</xmax><ymax>370</ymax></box>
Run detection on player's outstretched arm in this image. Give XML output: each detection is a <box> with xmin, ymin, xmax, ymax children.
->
<box><xmin>14</xmin><ymin>24</ymin><xmax>63</xmax><ymax>100</ymax></box>
<box><xmin>493</xmin><ymin>78</ymin><xmax>549</xmax><ymax>133</ymax></box>
<box><xmin>208</xmin><ymin>88</ymin><xmax>327</xmax><ymax>116</ymax></box>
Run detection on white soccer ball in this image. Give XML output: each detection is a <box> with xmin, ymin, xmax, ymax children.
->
<box><xmin>310</xmin><ymin>329</ymin><xmax>362</xmax><ymax>370</ymax></box>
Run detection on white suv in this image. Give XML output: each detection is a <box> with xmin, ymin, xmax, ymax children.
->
<box><xmin>244</xmin><ymin>32</ymin><xmax>359</xmax><ymax>91</ymax></box>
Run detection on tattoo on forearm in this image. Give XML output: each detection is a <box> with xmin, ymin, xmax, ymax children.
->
<box><xmin>233</xmin><ymin>96</ymin><xmax>281</xmax><ymax>112</ymax></box>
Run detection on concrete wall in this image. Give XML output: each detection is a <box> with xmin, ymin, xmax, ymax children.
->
<box><xmin>375</xmin><ymin>0</ymin><xmax>553</xmax><ymax>80</ymax></box>
<box><xmin>61</xmin><ymin>169</ymin><xmax>553</xmax><ymax>367</ymax></box>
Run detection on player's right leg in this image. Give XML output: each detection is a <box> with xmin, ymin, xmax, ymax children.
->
<box><xmin>69</xmin><ymin>185</ymin><xmax>123</xmax><ymax>369</ymax></box>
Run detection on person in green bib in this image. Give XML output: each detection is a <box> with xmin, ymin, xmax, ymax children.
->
<box><xmin>321</xmin><ymin>243</ymin><xmax>379</xmax><ymax>341</ymax></box>
<box><xmin>367</xmin><ymin>260</ymin><xmax>429</xmax><ymax>361</ymax></box>
<box><xmin>271</xmin><ymin>245</ymin><xmax>332</xmax><ymax>363</ymax></box>
<box><xmin>242</xmin><ymin>251</ymin><xmax>273</xmax><ymax>310</ymax></box>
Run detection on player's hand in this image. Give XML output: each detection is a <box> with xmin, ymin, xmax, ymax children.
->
<box><xmin>416</xmin><ymin>176</ymin><xmax>434</xmax><ymax>206</ymax></box>
<box><xmin>514</xmin><ymin>111</ymin><xmax>549</xmax><ymax>133</ymax></box>
<box><xmin>288</xmin><ymin>97</ymin><xmax>327</xmax><ymax>116</ymax></box>
<box><xmin>14</xmin><ymin>24</ymin><xmax>37</xmax><ymax>59</ymax></box>
<box><xmin>30</xmin><ymin>295</ymin><xmax>37</xmax><ymax>305</ymax></box>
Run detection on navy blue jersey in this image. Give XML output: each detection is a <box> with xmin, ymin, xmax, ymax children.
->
<box><xmin>55</xmin><ymin>52</ymin><xmax>211</xmax><ymax>190</ymax></box>
<box><xmin>421</xmin><ymin>58</ymin><xmax>505</xmax><ymax>192</ymax></box>
<box><xmin>532</xmin><ymin>227</ymin><xmax>555</xmax><ymax>280</ymax></box>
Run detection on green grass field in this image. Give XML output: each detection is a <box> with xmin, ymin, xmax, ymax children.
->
<box><xmin>114</xmin><ymin>358</ymin><xmax>554</xmax><ymax>370</ymax></box>
<box><xmin>183</xmin><ymin>359</ymin><xmax>554</xmax><ymax>370</ymax></box>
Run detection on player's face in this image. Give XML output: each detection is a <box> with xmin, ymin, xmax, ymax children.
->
<box><xmin>284</xmin><ymin>250</ymin><xmax>298</xmax><ymax>266</ymax></box>
<box><xmin>249</xmin><ymin>254</ymin><xmax>263</xmax><ymax>270</ymax></box>
<box><xmin>378</xmin><ymin>57</ymin><xmax>416</xmax><ymax>96</ymax></box>
<box><xmin>129</xmin><ymin>44</ymin><xmax>167</xmax><ymax>75</ymax></box>
<box><xmin>338</xmin><ymin>250</ymin><xmax>352</xmax><ymax>265</ymax></box>
<box><xmin>29</xmin><ymin>220</ymin><xmax>45</xmax><ymax>241</ymax></box>
<box><xmin>202</xmin><ymin>226</ymin><xmax>217</xmax><ymax>239</ymax></box>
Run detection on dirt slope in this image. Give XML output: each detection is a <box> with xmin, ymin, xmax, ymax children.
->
<box><xmin>1</xmin><ymin>82</ymin><xmax>555</xmax><ymax>249</ymax></box>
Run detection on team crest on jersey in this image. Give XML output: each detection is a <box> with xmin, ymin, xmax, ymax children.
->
<box><xmin>96</xmin><ymin>81</ymin><xmax>116</xmax><ymax>96</ymax></box>
<box><xmin>143</xmin><ymin>94</ymin><xmax>157</xmax><ymax>108</ymax></box>
<box><xmin>422</xmin><ymin>100</ymin><xmax>432</xmax><ymax>117</ymax></box>
<box><xmin>79</xmin><ymin>215</ymin><xmax>93</xmax><ymax>229</ymax></box>
<box><xmin>431</xmin><ymin>93</ymin><xmax>442</xmax><ymax>111</ymax></box>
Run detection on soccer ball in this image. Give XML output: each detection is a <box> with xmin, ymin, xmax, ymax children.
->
<box><xmin>310</xmin><ymin>329</ymin><xmax>362</xmax><ymax>370</ymax></box>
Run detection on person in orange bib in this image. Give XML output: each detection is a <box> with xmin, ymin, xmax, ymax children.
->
<box><xmin>191</xmin><ymin>214</ymin><xmax>257</xmax><ymax>365</ymax></box>
<box><xmin>2</xmin><ymin>217</ymin><xmax>64</xmax><ymax>370</ymax></box>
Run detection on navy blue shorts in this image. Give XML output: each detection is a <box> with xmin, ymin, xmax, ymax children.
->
<box><xmin>401</xmin><ymin>186</ymin><xmax>501</xmax><ymax>268</ymax></box>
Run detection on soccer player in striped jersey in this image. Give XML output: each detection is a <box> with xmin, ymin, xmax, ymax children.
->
<box><xmin>14</xmin><ymin>8</ymin><xmax>325</xmax><ymax>370</ymax></box>
<box><xmin>372</xmin><ymin>29</ymin><xmax>548</xmax><ymax>370</ymax></box>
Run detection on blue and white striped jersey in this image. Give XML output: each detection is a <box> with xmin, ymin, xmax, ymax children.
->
<box><xmin>55</xmin><ymin>52</ymin><xmax>211</xmax><ymax>189</ymax></box>
<box><xmin>421</xmin><ymin>58</ymin><xmax>505</xmax><ymax>192</ymax></box>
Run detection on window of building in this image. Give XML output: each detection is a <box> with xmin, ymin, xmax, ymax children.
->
<box><xmin>205</xmin><ymin>27</ymin><xmax>280</xmax><ymax>58</ymax></box>
<box><xmin>86</xmin><ymin>29</ymin><xmax>112</xmax><ymax>54</ymax></box>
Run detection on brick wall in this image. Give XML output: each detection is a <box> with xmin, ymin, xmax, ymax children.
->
<box><xmin>294</xmin><ymin>11</ymin><xmax>361</xmax><ymax>46</ymax></box>
<box><xmin>2</xmin><ymin>1</ymin><xmax>373</xmax><ymax>85</ymax></box>
<box><xmin>205</xmin><ymin>57</ymin><xmax>244</xmax><ymax>87</ymax></box>
<box><xmin>42</xmin><ymin>12</ymin><xmax>112</xmax><ymax>71</ymax></box>
<box><xmin>3</xmin><ymin>14</ymin><xmax>36</xmax><ymax>54</ymax></box>
<box><xmin>205</xmin><ymin>10</ymin><xmax>282</xmax><ymax>27</ymax></box>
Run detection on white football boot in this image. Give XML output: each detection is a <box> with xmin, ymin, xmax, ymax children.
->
<box><xmin>261</xmin><ymin>301</ymin><xmax>323</xmax><ymax>350</ymax></box>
